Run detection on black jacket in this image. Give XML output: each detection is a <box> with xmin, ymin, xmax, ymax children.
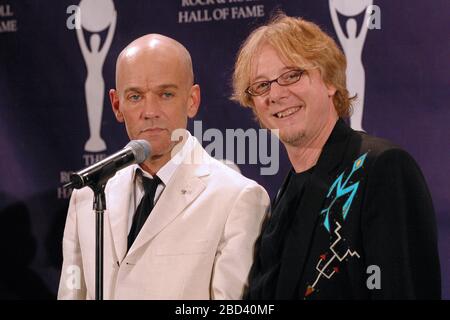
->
<box><xmin>246</xmin><ymin>119</ymin><xmax>441</xmax><ymax>299</ymax></box>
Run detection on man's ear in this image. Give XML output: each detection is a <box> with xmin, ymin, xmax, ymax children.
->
<box><xmin>187</xmin><ymin>84</ymin><xmax>201</xmax><ymax>119</ymax></box>
<box><xmin>109</xmin><ymin>89</ymin><xmax>124</xmax><ymax>122</ymax></box>
<box><xmin>326</xmin><ymin>83</ymin><xmax>337</xmax><ymax>97</ymax></box>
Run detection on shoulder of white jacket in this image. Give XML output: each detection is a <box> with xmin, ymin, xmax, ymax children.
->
<box><xmin>205</xmin><ymin>157</ymin><xmax>265</xmax><ymax>191</ymax></box>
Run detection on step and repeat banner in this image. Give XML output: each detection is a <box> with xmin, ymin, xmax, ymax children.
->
<box><xmin>0</xmin><ymin>0</ymin><xmax>449</xmax><ymax>299</ymax></box>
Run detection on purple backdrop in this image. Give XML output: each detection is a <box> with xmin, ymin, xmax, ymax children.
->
<box><xmin>0</xmin><ymin>0</ymin><xmax>448</xmax><ymax>299</ymax></box>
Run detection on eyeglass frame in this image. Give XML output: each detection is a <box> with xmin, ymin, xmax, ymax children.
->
<box><xmin>245</xmin><ymin>69</ymin><xmax>306</xmax><ymax>97</ymax></box>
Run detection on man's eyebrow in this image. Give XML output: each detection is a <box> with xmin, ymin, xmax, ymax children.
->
<box><xmin>123</xmin><ymin>84</ymin><xmax>179</xmax><ymax>95</ymax></box>
<box><xmin>124</xmin><ymin>87</ymin><xmax>144</xmax><ymax>94</ymax></box>
<box><xmin>157</xmin><ymin>84</ymin><xmax>179</xmax><ymax>90</ymax></box>
<box><xmin>252</xmin><ymin>66</ymin><xmax>297</xmax><ymax>82</ymax></box>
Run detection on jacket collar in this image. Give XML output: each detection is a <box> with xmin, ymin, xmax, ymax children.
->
<box><xmin>273</xmin><ymin>118</ymin><xmax>351</xmax><ymax>208</ymax></box>
<box><xmin>106</xmin><ymin>136</ymin><xmax>211</xmax><ymax>262</ymax></box>
<box><xmin>274</xmin><ymin>118</ymin><xmax>354</xmax><ymax>298</ymax></box>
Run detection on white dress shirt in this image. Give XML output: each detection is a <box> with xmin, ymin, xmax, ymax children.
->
<box><xmin>127</xmin><ymin>132</ymin><xmax>194</xmax><ymax>233</ymax></box>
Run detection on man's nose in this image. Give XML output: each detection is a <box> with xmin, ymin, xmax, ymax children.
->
<box><xmin>268</xmin><ymin>82</ymin><xmax>289</xmax><ymax>105</ymax></box>
<box><xmin>142</xmin><ymin>95</ymin><xmax>160</xmax><ymax>119</ymax></box>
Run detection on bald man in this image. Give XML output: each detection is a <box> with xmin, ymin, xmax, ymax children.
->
<box><xmin>58</xmin><ymin>34</ymin><xmax>270</xmax><ymax>300</ymax></box>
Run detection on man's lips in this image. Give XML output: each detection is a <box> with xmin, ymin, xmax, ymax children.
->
<box><xmin>140</xmin><ymin>127</ymin><xmax>166</xmax><ymax>135</ymax></box>
<box><xmin>272</xmin><ymin>106</ymin><xmax>303</xmax><ymax>119</ymax></box>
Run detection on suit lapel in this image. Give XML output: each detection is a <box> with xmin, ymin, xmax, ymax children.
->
<box><xmin>275</xmin><ymin>118</ymin><xmax>353</xmax><ymax>298</ymax></box>
<box><xmin>272</xmin><ymin>170</ymin><xmax>292</xmax><ymax>210</ymax></box>
<box><xmin>127</xmin><ymin>141</ymin><xmax>210</xmax><ymax>256</ymax></box>
<box><xmin>106</xmin><ymin>167</ymin><xmax>135</xmax><ymax>263</ymax></box>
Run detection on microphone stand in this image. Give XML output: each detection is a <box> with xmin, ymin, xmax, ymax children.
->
<box><xmin>65</xmin><ymin>162</ymin><xmax>117</xmax><ymax>300</ymax></box>
<box><xmin>63</xmin><ymin>140</ymin><xmax>151</xmax><ymax>300</ymax></box>
<box><xmin>91</xmin><ymin>183</ymin><xmax>106</xmax><ymax>301</ymax></box>
<box><xmin>65</xmin><ymin>178</ymin><xmax>108</xmax><ymax>300</ymax></box>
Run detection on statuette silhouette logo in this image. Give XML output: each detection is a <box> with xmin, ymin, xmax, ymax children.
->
<box><xmin>329</xmin><ymin>0</ymin><xmax>375</xmax><ymax>132</ymax></box>
<box><xmin>76</xmin><ymin>0</ymin><xmax>116</xmax><ymax>152</ymax></box>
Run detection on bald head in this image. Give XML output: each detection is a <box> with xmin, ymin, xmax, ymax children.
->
<box><xmin>109</xmin><ymin>34</ymin><xmax>201</xmax><ymax>173</ymax></box>
<box><xmin>115</xmin><ymin>34</ymin><xmax>194</xmax><ymax>89</ymax></box>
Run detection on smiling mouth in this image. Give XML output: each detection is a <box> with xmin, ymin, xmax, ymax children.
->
<box><xmin>273</xmin><ymin>106</ymin><xmax>302</xmax><ymax>119</ymax></box>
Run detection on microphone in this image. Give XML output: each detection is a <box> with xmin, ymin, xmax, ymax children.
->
<box><xmin>65</xmin><ymin>140</ymin><xmax>151</xmax><ymax>190</ymax></box>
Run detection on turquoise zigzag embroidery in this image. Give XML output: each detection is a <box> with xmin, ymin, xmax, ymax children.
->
<box><xmin>321</xmin><ymin>152</ymin><xmax>368</xmax><ymax>232</ymax></box>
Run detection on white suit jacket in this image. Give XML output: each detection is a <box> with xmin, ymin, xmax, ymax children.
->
<box><xmin>58</xmin><ymin>137</ymin><xmax>270</xmax><ymax>299</ymax></box>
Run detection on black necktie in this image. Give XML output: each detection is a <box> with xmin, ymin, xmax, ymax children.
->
<box><xmin>127</xmin><ymin>175</ymin><xmax>161</xmax><ymax>250</ymax></box>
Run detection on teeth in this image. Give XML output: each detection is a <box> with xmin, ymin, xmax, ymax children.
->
<box><xmin>276</xmin><ymin>107</ymin><xmax>300</xmax><ymax>118</ymax></box>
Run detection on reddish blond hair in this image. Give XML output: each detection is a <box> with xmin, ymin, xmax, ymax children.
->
<box><xmin>232</xmin><ymin>14</ymin><xmax>355</xmax><ymax>117</ymax></box>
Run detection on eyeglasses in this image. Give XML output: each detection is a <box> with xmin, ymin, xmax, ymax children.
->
<box><xmin>245</xmin><ymin>69</ymin><xmax>306</xmax><ymax>97</ymax></box>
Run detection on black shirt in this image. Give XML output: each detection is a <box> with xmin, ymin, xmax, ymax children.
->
<box><xmin>246</xmin><ymin>166</ymin><xmax>315</xmax><ymax>299</ymax></box>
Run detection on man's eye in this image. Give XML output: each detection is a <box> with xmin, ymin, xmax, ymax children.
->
<box><xmin>162</xmin><ymin>92</ymin><xmax>174</xmax><ymax>99</ymax></box>
<box><xmin>288</xmin><ymin>73</ymin><xmax>298</xmax><ymax>79</ymax></box>
<box><xmin>129</xmin><ymin>94</ymin><xmax>141</xmax><ymax>101</ymax></box>
<box><xmin>256</xmin><ymin>82</ymin><xmax>270</xmax><ymax>90</ymax></box>
<box><xmin>286</xmin><ymin>71</ymin><xmax>302</xmax><ymax>80</ymax></box>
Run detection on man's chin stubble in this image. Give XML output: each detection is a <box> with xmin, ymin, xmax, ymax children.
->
<box><xmin>280</xmin><ymin>132</ymin><xmax>306</xmax><ymax>147</ymax></box>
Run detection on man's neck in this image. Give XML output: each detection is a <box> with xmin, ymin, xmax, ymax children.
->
<box><xmin>139</xmin><ymin>131</ymin><xmax>189</xmax><ymax>176</ymax></box>
<box><xmin>285</xmin><ymin>116</ymin><xmax>338</xmax><ymax>173</ymax></box>
<box><xmin>140</xmin><ymin>154</ymin><xmax>171</xmax><ymax>176</ymax></box>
